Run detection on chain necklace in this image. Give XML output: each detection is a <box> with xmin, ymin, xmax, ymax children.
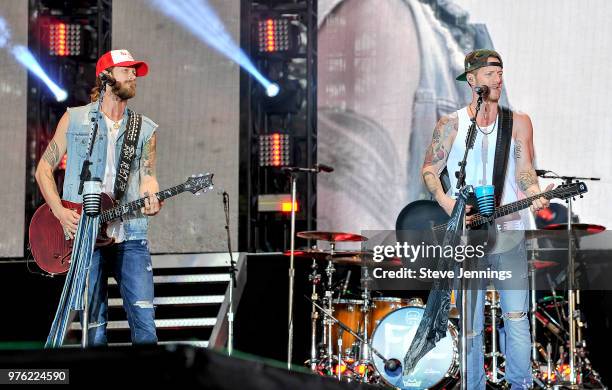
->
<box><xmin>103</xmin><ymin>111</ymin><xmax>122</xmax><ymax>131</ymax></box>
<box><xmin>468</xmin><ymin>105</ymin><xmax>497</xmax><ymax>135</ymax></box>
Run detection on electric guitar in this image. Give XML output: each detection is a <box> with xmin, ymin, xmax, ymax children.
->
<box><xmin>29</xmin><ymin>173</ymin><xmax>214</xmax><ymax>275</ymax></box>
<box><xmin>396</xmin><ymin>181</ymin><xmax>588</xmax><ymax>251</ymax></box>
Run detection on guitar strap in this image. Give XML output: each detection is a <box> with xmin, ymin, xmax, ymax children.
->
<box><xmin>438</xmin><ymin>106</ymin><xmax>513</xmax><ymax>206</ymax></box>
<box><xmin>113</xmin><ymin>109</ymin><xmax>142</xmax><ymax>202</ymax></box>
<box><xmin>492</xmin><ymin>106</ymin><xmax>513</xmax><ymax>206</ymax></box>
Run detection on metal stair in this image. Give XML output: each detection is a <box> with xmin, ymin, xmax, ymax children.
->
<box><xmin>66</xmin><ymin>252</ymin><xmax>246</xmax><ymax>348</ymax></box>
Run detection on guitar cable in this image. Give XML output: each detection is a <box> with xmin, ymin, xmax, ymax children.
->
<box><xmin>24</xmin><ymin>244</ymin><xmax>54</xmax><ymax>278</ymax></box>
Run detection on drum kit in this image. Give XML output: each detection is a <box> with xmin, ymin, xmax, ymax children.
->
<box><xmin>293</xmin><ymin>230</ymin><xmax>460</xmax><ymax>389</ymax></box>
<box><xmin>288</xmin><ymin>221</ymin><xmax>607</xmax><ymax>389</ymax></box>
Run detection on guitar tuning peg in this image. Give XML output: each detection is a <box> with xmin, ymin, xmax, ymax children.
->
<box><xmin>196</xmin><ymin>192</ymin><xmax>201</xmax><ymax>196</ymax></box>
<box><xmin>198</xmin><ymin>174</ymin><xmax>203</xmax><ymax>177</ymax></box>
<box><xmin>191</xmin><ymin>174</ymin><xmax>195</xmax><ymax>177</ymax></box>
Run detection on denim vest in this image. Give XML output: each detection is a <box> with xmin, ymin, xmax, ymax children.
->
<box><xmin>62</xmin><ymin>102</ymin><xmax>158</xmax><ymax>241</ymax></box>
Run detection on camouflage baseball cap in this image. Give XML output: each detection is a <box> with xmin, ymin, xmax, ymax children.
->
<box><xmin>456</xmin><ymin>49</ymin><xmax>503</xmax><ymax>81</ymax></box>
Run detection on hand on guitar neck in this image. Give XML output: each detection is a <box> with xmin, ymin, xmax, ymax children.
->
<box><xmin>528</xmin><ymin>183</ymin><xmax>554</xmax><ymax>213</ymax></box>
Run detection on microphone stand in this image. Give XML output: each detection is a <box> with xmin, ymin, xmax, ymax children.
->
<box><xmin>80</xmin><ymin>80</ymin><xmax>108</xmax><ymax>348</ymax></box>
<box><xmin>222</xmin><ymin>192</ymin><xmax>237</xmax><ymax>356</ymax></box>
<box><xmin>455</xmin><ymin>90</ymin><xmax>485</xmax><ymax>389</ymax></box>
<box><xmin>287</xmin><ymin>171</ymin><xmax>297</xmax><ymax>369</ymax></box>
<box><xmin>284</xmin><ymin>164</ymin><xmax>332</xmax><ymax>369</ymax></box>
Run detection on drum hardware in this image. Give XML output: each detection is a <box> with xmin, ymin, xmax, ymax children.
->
<box><xmin>288</xmin><ymin>232</ymin><xmax>367</xmax><ymax>372</ymax></box>
<box><xmin>486</xmin><ymin>287</ymin><xmax>503</xmax><ymax>384</ymax></box>
<box><xmin>307</xmin><ymin>256</ymin><xmax>320</xmax><ymax>371</ymax></box>
<box><xmin>304</xmin><ymin>295</ymin><xmax>403</xmax><ymax>379</ymax></box>
<box><xmin>537</xmin><ymin>173</ymin><xmax>601</xmax><ymax>387</ymax></box>
<box><xmin>324</xmin><ymin>242</ymin><xmax>337</xmax><ymax>373</ymax></box>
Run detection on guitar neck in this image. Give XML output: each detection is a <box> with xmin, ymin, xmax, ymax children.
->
<box><xmin>100</xmin><ymin>184</ymin><xmax>186</xmax><ymax>223</ymax></box>
<box><xmin>471</xmin><ymin>187</ymin><xmax>568</xmax><ymax>227</ymax></box>
<box><xmin>433</xmin><ymin>186</ymin><xmax>580</xmax><ymax>233</ymax></box>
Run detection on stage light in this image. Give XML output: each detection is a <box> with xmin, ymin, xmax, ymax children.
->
<box><xmin>48</xmin><ymin>22</ymin><xmax>82</xmax><ymax>57</ymax></box>
<box><xmin>257</xmin><ymin>17</ymin><xmax>294</xmax><ymax>53</ymax></box>
<box><xmin>266</xmin><ymin>82</ymin><xmax>280</xmax><ymax>97</ymax></box>
<box><xmin>259</xmin><ymin>133</ymin><xmax>291</xmax><ymax>167</ymax></box>
<box><xmin>11</xmin><ymin>45</ymin><xmax>68</xmax><ymax>102</ymax></box>
<box><xmin>262</xmin><ymin>78</ymin><xmax>301</xmax><ymax>114</ymax></box>
<box><xmin>280</xmin><ymin>201</ymin><xmax>298</xmax><ymax>213</ymax></box>
<box><xmin>149</xmin><ymin>0</ymin><xmax>277</xmax><ymax>95</ymax></box>
<box><xmin>257</xmin><ymin>194</ymin><xmax>298</xmax><ymax>213</ymax></box>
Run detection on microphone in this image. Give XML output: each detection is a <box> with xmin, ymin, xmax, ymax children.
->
<box><xmin>99</xmin><ymin>73</ymin><xmax>116</xmax><ymax>86</ymax></box>
<box><xmin>536</xmin><ymin>169</ymin><xmax>551</xmax><ymax>176</ymax></box>
<box><xmin>317</xmin><ymin>164</ymin><xmax>334</xmax><ymax>173</ymax></box>
<box><xmin>281</xmin><ymin>164</ymin><xmax>335</xmax><ymax>173</ymax></box>
<box><xmin>474</xmin><ymin>85</ymin><xmax>489</xmax><ymax>96</ymax></box>
<box><xmin>82</xmin><ymin>179</ymin><xmax>102</xmax><ymax>217</ymax></box>
<box><xmin>384</xmin><ymin>358</ymin><xmax>402</xmax><ymax>377</ymax></box>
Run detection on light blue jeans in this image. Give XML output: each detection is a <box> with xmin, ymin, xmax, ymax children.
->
<box><xmin>82</xmin><ymin>240</ymin><xmax>158</xmax><ymax>345</ymax></box>
<box><xmin>458</xmin><ymin>240</ymin><xmax>532</xmax><ymax>389</ymax></box>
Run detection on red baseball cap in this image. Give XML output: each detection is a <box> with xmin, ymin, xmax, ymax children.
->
<box><xmin>96</xmin><ymin>49</ymin><xmax>149</xmax><ymax>77</ymax></box>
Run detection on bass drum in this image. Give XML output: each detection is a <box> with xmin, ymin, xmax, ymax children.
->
<box><xmin>371</xmin><ymin>306</ymin><xmax>458</xmax><ymax>389</ymax></box>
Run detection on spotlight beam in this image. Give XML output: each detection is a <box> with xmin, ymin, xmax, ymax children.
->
<box><xmin>0</xmin><ymin>17</ymin><xmax>67</xmax><ymax>102</ymax></box>
<box><xmin>11</xmin><ymin>45</ymin><xmax>67</xmax><ymax>102</ymax></box>
<box><xmin>149</xmin><ymin>0</ymin><xmax>276</xmax><ymax>92</ymax></box>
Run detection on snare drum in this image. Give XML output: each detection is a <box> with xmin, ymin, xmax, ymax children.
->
<box><xmin>371</xmin><ymin>306</ymin><xmax>459</xmax><ymax>389</ymax></box>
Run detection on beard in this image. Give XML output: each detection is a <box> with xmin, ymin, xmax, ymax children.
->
<box><xmin>485</xmin><ymin>87</ymin><xmax>502</xmax><ymax>103</ymax></box>
<box><xmin>112</xmin><ymin>80</ymin><xmax>136</xmax><ymax>100</ymax></box>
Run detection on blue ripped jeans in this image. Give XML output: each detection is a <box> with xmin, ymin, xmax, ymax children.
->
<box><xmin>458</xmin><ymin>241</ymin><xmax>532</xmax><ymax>389</ymax></box>
<box><xmin>83</xmin><ymin>240</ymin><xmax>157</xmax><ymax>345</ymax></box>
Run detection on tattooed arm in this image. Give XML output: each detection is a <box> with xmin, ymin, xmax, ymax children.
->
<box><xmin>139</xmin><ymin>132</ymin><xmax>163</xmax><ymax>216</ymax></box>
<box><xmin>421</xmin><ymin>112</ymin><xmax>460</xmax><ymax>216</ymax></box>
<box><xmin>513</xmin><ymin>112</ymin><xmax>552</xmax><ymax>212</ymax></box>
<box><xmin>35</xmin><ymin>112</ymin><xmax>80</xmax><ymax>238</ymax></box>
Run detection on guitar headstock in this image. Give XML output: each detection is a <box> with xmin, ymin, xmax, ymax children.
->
<box><xmin>184</xmin><ymin>173</ymin><xmax>214</xmax><ymax>195</ymax></box>
<box><xmin>555</xmin><ymin>181</ymin><xmax>588</xmax><ymax>199</ymax></box>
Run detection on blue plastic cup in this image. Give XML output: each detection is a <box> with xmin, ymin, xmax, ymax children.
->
<box><xmin>474</xmin><ymin>185</ymin><xmax>495</xmax><ymax>217</ymax></box>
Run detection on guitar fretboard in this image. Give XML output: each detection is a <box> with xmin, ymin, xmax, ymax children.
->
<box><xmin>100</xmin><ymin>184</ymin><xmax>186</xmax><ymax>223</ymax></box>
<box><xmin>433</xmin><ymin>185</ymin><xmax>582</xmax><ymax>233</ymax></box>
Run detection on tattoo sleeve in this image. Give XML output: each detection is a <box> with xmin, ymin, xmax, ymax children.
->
<box><xmin>141</xmin><ymin>133</ymin><xmax>157</xmax><ymax>177</ymax></box>
<box><xmin>42</xmin><ymin>140</ymin><xmax>60</xmax><ymax>168</ymax></box>
<box><xmin>422</xmin><ymin>113</ymin><xmax>457</xmax><ymax>198</ymax></box>
<box><xmin>423</xmin><ymin>114</ymin><xmax>457</xmax><ymax>168</ymax></box>
<box><xmin>514</xmin><ymin>140</ymin><xmax>523</xmax><ymax>160</ymax></box>
<box><xmin>518</xmin><ymin>170</ymin><xmax>538</xmax><ymax>193</ymax></box>
<box><xmin>422</xmin><ymin>171</ymin><xmax>444</xmax><ymax>197</ymax></box>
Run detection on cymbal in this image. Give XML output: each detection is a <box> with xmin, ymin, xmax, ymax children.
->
<box><xmin>297</xmin><ymin>231</ymin><xmax>368</xmax><ymax>242</ymax></box>
<box><xmin>528</xmin><ymin>259</ymin><xmax>558</xmax><ymax>270</ymax></box>
<box><xmin>543</xmin><ymin>223</ymin><xmax>606</xmax><ymax>237</ymax></box>
<box><xmin>332</xmin><ymin>255</ymin><xmax>403</xmax><ymax>267</ymax></box>
<box><xmin>283</xmin><ymin>249</ymin><xmax>371</xmax><ymax>261</ymax></box>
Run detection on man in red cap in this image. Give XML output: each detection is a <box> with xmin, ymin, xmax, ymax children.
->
<box><xmin>35</xmin><ymin>49</ymin><xmax>161</xmax><ymax>345</ymax></box>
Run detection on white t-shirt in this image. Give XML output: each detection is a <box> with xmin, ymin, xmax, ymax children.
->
<box><xmin>102</xmin><ymin>113</ymin><xmax>126</xmax><ymax>243</ymax></box>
